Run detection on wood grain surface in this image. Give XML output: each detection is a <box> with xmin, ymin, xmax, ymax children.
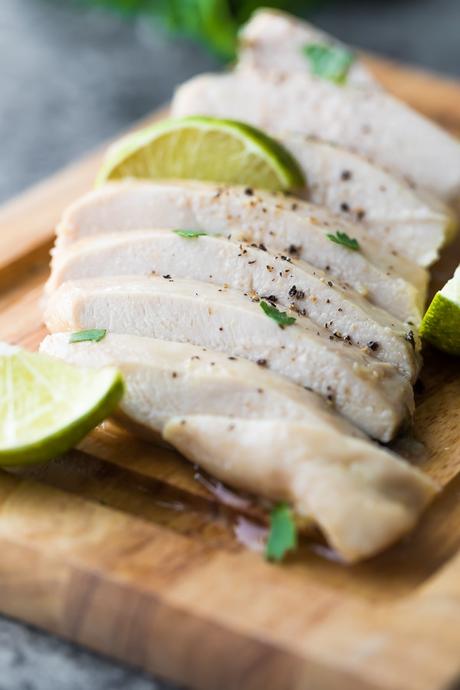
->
<box><xmin>0</xmin><ymin>57</ymin><xmax>460</xmax><ymax>690</ymax></box>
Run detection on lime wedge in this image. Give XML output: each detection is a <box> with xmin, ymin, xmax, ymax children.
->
<box><xmin>419</xmin><ymin>265</ymin><xmax>460</xmax><ymax>355</ymax></box>
<box><xmin>0</xmin><ymin>343</ymin><xmax>124</xmax><ymax>465</ymax></box>
<box><xmin>96</xmin><ymin>116</ymin><xmax>305</xmax><ymax>192</ymax></box>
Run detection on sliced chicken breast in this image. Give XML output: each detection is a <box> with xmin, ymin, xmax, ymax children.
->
<box><xmin>41</xmin><ymin>332</ymin><xmax>437</xmax><ymax>561</ymax></box>
<box><xmin>40</xmin><ymin>332</ymin><xmax>363</xmax><ymax>440</ymax></box>
<box><xmin>280</xmin><ymin>133</ymin><xmax>456</xmax><ymax>267</ymax></box>
<box><xmin>172</xmin><ymin>69</ymin><xmax>460</xmax><ymax>202</ymax></box>
<box><xmin>44</xmin><ymin>275</ymin><xmax>414</xmax><ymax>441</ymax></box>
<box><xmin>238</xmin><ymin>8</ymin><xmax>379</xmax><ymax>90</ymax></box>
<box><xmin>55</xmin><ymin>180</ymin><xmax>427</xmax><ymax>324</ymax></box>
<box><xmin>47</xmin><ymin>230</ymin><xmax>420</xmax><ymax>380</ymax></box>
<box><xmin>164</xmin><ymin>416</ymin><xmax>438</xmax><ymax>563</ymax></box>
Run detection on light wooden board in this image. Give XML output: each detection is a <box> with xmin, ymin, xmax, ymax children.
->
<box><xmin>1</xmin><ymin>57</ymin><xmax>460</xmax><ymax>690</ymax></box>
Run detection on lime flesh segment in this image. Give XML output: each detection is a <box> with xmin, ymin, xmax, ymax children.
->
<box><xmin>420</xmin><ymin>266</ymin><xmax>460</xmax><ymax>355</ymax></box>
<box><xmin>96</xmin><ymin>116</ymin><xmax>305</xmax><ymax>192</ymax></box>
<box><xmin>0</xmin><ymin>344</ymin><xmax>124</xmax><ymax>465</ymax></box>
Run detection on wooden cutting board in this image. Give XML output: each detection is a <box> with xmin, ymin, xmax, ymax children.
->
<box><xmin>1</xmin><ymin>56</ymin><xmax>460</xmax><ymax>690</ymax></box>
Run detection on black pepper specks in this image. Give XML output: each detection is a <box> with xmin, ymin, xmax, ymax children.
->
<box><xmin>256</xmin><ymin>358</ymin><xmax>267</xmax><ymax>367</ymax></box>
<box><xmin>287</xmin><ymin>244</ymin><xmax>301</xmax><ymax>257</ymax></box>
<box><xmin>367</xmin><ymin>341</ymin><xmax>380</xmax><ymax>352</ymax></box>
<box><xmin>405</xmin><ymin>330</ymin><xmax>416</xmax><ymax>350</ymax></box>
<box><xmin>262</xmin><ymin>294</ymin><xmax>278</xmax><ymax>304</ymax></box>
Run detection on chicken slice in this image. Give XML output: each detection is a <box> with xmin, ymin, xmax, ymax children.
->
<box><xmin>39</xmin><ymin>332</ymin><xmax>363</xmax><ymax>440</ymax></box>
<box><xmin>55</xmin><ymin>180</ymin><xmax>427</xmax><ymax>324</ymax></box>
<box><xmin>172</xmin><ymin>69</ymin><xmax>460</xmax><ymax>202</ymax></box>
<box><xmin>280</xmin><ymin>133</ymin><xmax>456</xmax><ymax>267</ymax></box>
<box><xmin>164</xmin><ymin>415</ymin><xmax>438</xmax><ymax>563</ymax></box>
<box><xmin>40</xmin><ymin>331</ymin><xmax>437</xmax><ymax>561</ymax></box>
<box><xmin>44</xmin><ymin>275</ymin><xmax>414</xmax><ymax>441</ymax></box>
<box><xmin>238</xmin><ymin>8</ymin><xmax>379</xmax><ymax>90</ymax></box>
<box><xmin>47</xmin><ymin>230</ymin><xmax>421</xmax><ymax>380</ymax></box>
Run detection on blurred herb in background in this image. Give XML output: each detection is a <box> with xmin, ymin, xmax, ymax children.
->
<box><xmin>78</xmin><ymin>1</ymin><xmax>323</xmax><ymax>59</ymax></box>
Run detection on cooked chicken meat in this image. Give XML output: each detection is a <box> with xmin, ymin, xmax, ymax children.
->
<box><xmin>55</xmin><ymin>180</ymin><xmax>427</xmax><ymax>323</ymax></box>
<box><xmin>40</xmin><ymin>332</ymin><xmax>437</xmax><ymax>562</ymax></box>
<box><xmin>238</xmin><ymin>8</ymin><xmax>379</xmax><ymax>90</ymax></box>
<box><xmin>172</xmin><ymin>69</ymin><xmax>460</xmax><ymax>202</ymax></box>
<box><xmin>40</xmin><ymin>332</ymin><xmax>363</xmax><ymax>439</ymax></box>
<box><xmin>44</xmin><ymin>275</ymin><xmax>414</xmax><ymax>441</ymax></box>
<box><xmin>165</xmin><ymin>415</ymin><xmax>438</xmax><ymax>563</ymax></box>
<box><xmin>47</xmin><ymin>230</ymin><xmax>421</xmax><ymax>380</ymax></box>
<box><xmin>279</xmin><ymin>133</ymin><xmax>456</xmax><ymax>267</ymax></box>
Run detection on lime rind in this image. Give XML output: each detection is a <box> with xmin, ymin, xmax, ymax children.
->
<box><xmin>0</xmin><ymin>349</ymin><xmax>124</xmax><ymax>466</ymax></box>
<box><xmin>96</xmin><ymin>115</ymin><xmax>305</xmax><ymax>192</ymax></box>
<box><xmin>420</xmin><ymin>266</ymin><xmax>460</xmax><ymax>355</ymax></box>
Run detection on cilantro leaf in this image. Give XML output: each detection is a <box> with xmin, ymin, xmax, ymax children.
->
<box><xmin>266</xmin><ymin>502</ymin><xmax>298</xmax><ymax>562</ymax></box>
<box><xmin>69</xmin><ymin>329</ymin><xmax>107</xmax><ymax>344</ymax></box>
<box><xmin>174</xmin><ymin>229</ymin><xmax>208</xmax><ymax>239</ymax></box>
<box><xmin>303</xmin><ymin>43</ymin><xmax>355</xmax><ymax>85</ymax></box>
<box><xmin>260</xmin><ymin>300</ymin><xmax>296</xmax><ymax>328</ymax></box>
<box><xmin>327</xmin><ymin>231</ymin><xmax>360</xmax><ymax>251</ymax></box>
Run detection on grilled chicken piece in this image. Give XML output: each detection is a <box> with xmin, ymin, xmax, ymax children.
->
<box><xmin>47</xmin><ymin>230</ymin><xmax>421</xmax><ymax>380</ymax></box>
<box><xmin>165</xmin><ymin>415</ymin><xmax>438</xmax><ymax>563</ymax></box>
<box><xmin>55</xmin><ymin>180</ymin><xmax>427</xmax><ymax>323</ymax></box>
<box><xmin>238</xmin><ymin>8</ymin><xmax>379</xmax><ymax>91</ymax></box>
<box><xmin>172</xmin><ymin>69</ymin><xmax>460</xmax><ymax>202</ymax></box>
<box><xmin>280</xmin><ymin>133</ymin><xmax>456</xmax><ymax>267</ymax></box>
<box><xmin>44</xmin><ymin>275</ymin><xmax>414</xmax><ymax>441</ymax></box>
<box><xmin>40</xmin><ymin>332</ymin><xmax>363</xmax><ymax>439</ymax></box>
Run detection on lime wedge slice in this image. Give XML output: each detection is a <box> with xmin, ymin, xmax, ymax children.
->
<box><xmin>419</xmin><ymin>265</ymin><xmax>460</xmax><ymax>355</ymax></box>
<box><xmin>0</xmin><ymin>343</ymin><xmax>124</xmax><ymax>465</ymax></box>
<box><xmin>96</xmin><ymin>115</ymin><xmax>305</xmax><ymax>192</ymax></box>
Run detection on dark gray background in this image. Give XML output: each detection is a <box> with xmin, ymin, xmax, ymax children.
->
<box><xmin>1</xmin><ymin>1</ymin><xmax>460</xmax><ymax>688</ymax></box>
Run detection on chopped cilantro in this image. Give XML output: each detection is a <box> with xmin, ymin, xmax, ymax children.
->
<box><xmin>174</xmin><ymin>229</ymin><xmax>208</xmax><ymax>239</ymax></box>
<box><xmin>327</xmin><ymin>231</ymin><xmax>360</xmax><ymax>251</ymax></box>
<box><xmin>69</xmin><ymin>329</ymin><xmax>107</xmax><ymax>344</ymax></box>
<box><xmin>303</xmin><ymin>43</ymin><xmax>355</xmax><ymax>85</ymax></box>
<box><xmin>260</xmin><ymin>300</ymin><xmax>296</xmax><ymax>328</ymax></box>
<box><xmin>266</xmin><ymin>502</ymin><xmax>298</xmax><ymax>562</ymax></box>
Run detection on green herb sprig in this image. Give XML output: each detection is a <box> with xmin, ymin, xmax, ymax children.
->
<box><xmin>327</xmin><ymin>231</ymin><xmax>360</xmax><ymax>251</ymax></box>
<box><xmin>69</xmin><ymin>329</ymin><xmax>107</xmax><ymax>344</ymax></box>
<box><xmin>303</xmin><ymin>43</ymin><xmax>355</xmax><ymax>85</ymax></box>
<box><xmin>266</xmin><ymin>502</ymin><xmax>298</xmax><ymax>562</ymax></box>
<box><xmin>174</xmin><ymin>229</ymin><xmax>208</xmax><ymax>239</ymax></box>
<box><xmin>260</xmin><ymin>301</ymin><xmax>296</xmax><ymax>328</ymax></box>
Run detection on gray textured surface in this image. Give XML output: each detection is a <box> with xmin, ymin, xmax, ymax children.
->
<box><xmin>1</xmin><ymin>0</ymin><xmax>460</xmax><ymax>688</ymax></box>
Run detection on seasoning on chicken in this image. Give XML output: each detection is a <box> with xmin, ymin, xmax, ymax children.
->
<box><xmin>47</xmin><ymin>229</ymin><xmax>421</xmax><ymax>380</ymax></box>
<box><xmin>44</xmin><ymin>275</ymin><xmax>414</xmax><ymax>441</ymax></box>
<box><xmin>55</xmin><ymin>180</ymin><xmax>427</xmax><ymax>323</ymax></box>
